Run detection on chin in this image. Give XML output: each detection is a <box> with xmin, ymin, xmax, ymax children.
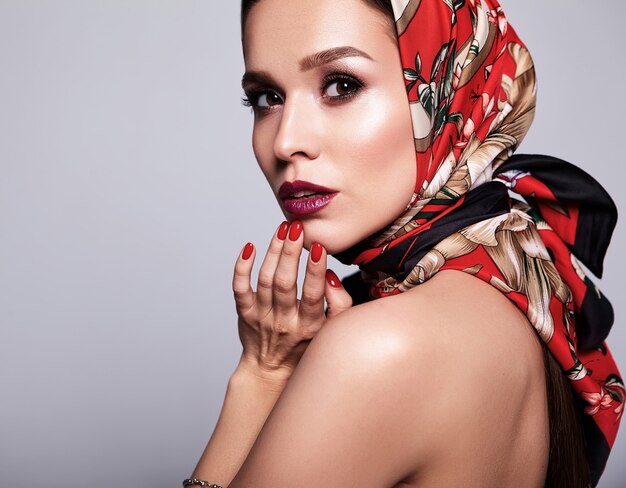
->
<box><xmin>300</xmin><ymin>220</ymin><xmax>355</xmax><ymax>256</ymax></box>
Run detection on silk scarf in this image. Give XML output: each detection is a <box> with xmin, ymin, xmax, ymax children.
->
<box><xmin>334</xmin><ymin>0</ymin><xmax>623</xmax><ymax>484</ymax></box>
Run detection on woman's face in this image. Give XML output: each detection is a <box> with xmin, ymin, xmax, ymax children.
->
<box><xmin>242</xmin><ymin>0</ymin><xmax>416</xmax><ymax>254</ymax></box>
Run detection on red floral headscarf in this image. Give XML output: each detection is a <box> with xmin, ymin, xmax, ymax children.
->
<box><xmin>335</xmin><ymin>0</ymin><xmax>622</xmax><ymax>483</ymax></box>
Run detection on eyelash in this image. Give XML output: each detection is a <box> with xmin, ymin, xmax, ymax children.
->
<box><xmin>241</xmin><ymin>72</ymin><xmax>365</xmax><ymax>113</ymax></box>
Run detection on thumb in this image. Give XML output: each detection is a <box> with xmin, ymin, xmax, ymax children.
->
<box><xmin>324</xmin><ymin>269</ymin><xmax>353</xmax><ymax>319</ymax></box>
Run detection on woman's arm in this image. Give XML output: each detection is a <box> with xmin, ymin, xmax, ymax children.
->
<box><xmin>226</xmin><ymin>295</ymin><xmax>426</xmax><ymax>487</ymax></box>
<box><xmin>191</xmin><ymin>359</ymin><xmax>289</xmax><ymax>486</ymax></box>
<box><xmin>190</xmin><ymin>221</ymin><xmax>352</xmax><ymax>486</ymax></box>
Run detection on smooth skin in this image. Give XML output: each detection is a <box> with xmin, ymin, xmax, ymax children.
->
<box><xmin>192</xmin><ymin>0</ymin><xmax>549</xmax><ymax>486</ymax></box>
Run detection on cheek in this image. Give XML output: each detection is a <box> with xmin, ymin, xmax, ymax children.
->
<box><xmin>251</xmin><ymin>120</ymin><xmax>276</xmax><ymax>181</ymax></box>
<box><xmin>332</xmin><ymin>89</ymin><xmax>416</xmax><ymax>197</ymax></box>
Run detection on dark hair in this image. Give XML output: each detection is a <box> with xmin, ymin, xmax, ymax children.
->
<box><xmin>543</xmin><ymin>342</ymin><xmax>590</xmax><ymax>487</ymax></box>
<box><xmin>239</xmin><ymin>1</ymin><xmax>590</xmax><ymax>485</ymax></box>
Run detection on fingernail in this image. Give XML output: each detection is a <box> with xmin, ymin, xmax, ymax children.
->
<box><xmin>288</xmin><ymin>220</ymin><xmax>303</xmax><ymax>241</ymax></box>
<box><xmin>325</xmin><ymin>269</ymin><xmax>342</xmax><ymax>288</ymax></box>
<box><xmin>311</xmin><ymin>242</ymin><xmax>323</xmax><ymax>263</ymax></box>
<box><xmin>242</xmin><ymin>242</ymin><xmax>254</xmax><ymax>260</ymax></box>
<box><xmin>277</xmin><ymin>221</ymin><xmax>289</xmax><ymax>241</ymax></box>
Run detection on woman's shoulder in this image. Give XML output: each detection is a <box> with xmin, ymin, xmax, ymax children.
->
<box><xmin>323</xmin><ymin>269</ymin><xmax>545</xmax><ymax>377</ymax></box>
<box><xmin>237</xmin><ymin>270</ymin><xmax>548</xmax><ymax>486</ymax></box>
<box><xmin>313</xmin><ymin>269</ymin><xmax>548</xmax><ymax>430</ymax></box>
<box><xmin>308</xmin><ymin>269</ymin><xmax>549</xmax><ymax>484</ymax></box>
<box><xmin>312</xmin><ymin>271</ymin><xmax>547</xmax><ymax>486</ymax></box>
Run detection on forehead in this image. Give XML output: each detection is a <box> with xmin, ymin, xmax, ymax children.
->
<box><xmin>243</xmin><ymin>0</ymin><xmax>394</xmax><ymax>67</ymax></box>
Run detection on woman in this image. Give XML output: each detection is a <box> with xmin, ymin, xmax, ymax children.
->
<box><xmin>187</xmin><ymin>0</ymin><xmax>623</xmax><ymax>486</ymax></box>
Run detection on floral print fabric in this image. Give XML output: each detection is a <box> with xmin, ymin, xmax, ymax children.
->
<box><xmin>334</xmin><ymin>0</ymin><xmax>622</xmax><ymax>483</ymax></box>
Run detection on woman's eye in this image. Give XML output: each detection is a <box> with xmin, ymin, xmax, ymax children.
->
<box><xmin>242</xmin><ymin>90</ymin><xmax>283</xmax><ymax>112</ymax></box>
<box><xmin>257</xmin><ymin>92</ymin><xmax>282</xmax><ymax>108</ymax></box>
<box><xmin>324</xmin><ymin>78</ymin><xmax>360</xmax><ymax>98</ymax></box>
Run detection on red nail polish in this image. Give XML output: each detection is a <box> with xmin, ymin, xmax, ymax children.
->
<box><xmin>277</xmin><ymin>221</ymin><xmax>289</xmax><ymax>241</ymax></box>
<box><xmin>311</xmin><ymin>242</ymin><xmax>323</xmax><ymax>263</ymax></box>
<box><xmin>325</xmin><ymin>269</ymin><xmax>342</xmax><ymax>288</ymax></box>
<box><xmin>288</xmin><ymin>221</ymin><xmax>303</xmax><ymax>241</ymax></box>
<box><xmin>242</xmin><ymin>242</ymin><xmax>254</xmax><ymax>260</ymax></box>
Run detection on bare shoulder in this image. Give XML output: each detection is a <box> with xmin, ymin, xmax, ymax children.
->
<box><xmin>231</xmin><ymin>270</ymin><xmax>548</xmax><ymax>487</ymax></box>
<box><xmin>318</xmin><ymin>269</ymin><xmax>545</xmax><ymax>388</ymax></box>
<box><xmin>307</xmin><ymin>269</ymin><xmax>549</xmax><ymax>485</ymax></box>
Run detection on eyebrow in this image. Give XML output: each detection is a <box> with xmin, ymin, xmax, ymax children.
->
<box><xmin>241</xmin><ymin>70</ymin><xmax>277</xmax><ymax>90</ymax></box>
<box><xmin>241</xmin><ymin>46</ymin><xmax>373</xmax><ymax>89</ymax></box>
<box><xmin>299</xmin><ymin>46</ymin><xmax>373</xmax><ymax>71</ymax></box>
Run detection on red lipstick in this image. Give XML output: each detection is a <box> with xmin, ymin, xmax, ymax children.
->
<box><xmin>278</xmin><ymin>180</ymin><xmax>338</xmax><ymax>217</ymax></box>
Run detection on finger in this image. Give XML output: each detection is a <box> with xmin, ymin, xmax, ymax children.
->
<box><xmin>272</xmin><ymin>220</ymin><xmax>304</xmax><ymax>314</ymax></box>
<box><xmin>325</xmin><ymin>269</ymin><xmax>353</xmax><ymax>319</ymax></box>
<box><xmin>232</xmin><ymin>242</ymin><xmax>256</xmax><ymax>313</ymax></box>
<box><xmin>299</xmin><ymin>241</ymin><xmax>327</xmax><ymax>323</ymax></box>
<box><xmin>256</xmin><ymin>221</ymin><xmax>290</xmax><ymax>314</ymax></box>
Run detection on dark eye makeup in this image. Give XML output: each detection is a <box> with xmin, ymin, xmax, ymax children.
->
<box><xmin>241</xmin><ymin>71</ymin><xmax>365</xmax><ymax>114</ymax></box>
<box><xmin>321</xmin><ymin>73</ymin><xmax>364</xmax><ymax>103</ymax></box>
<box><xmin>241</xmin><ymin>91</ymin><xmax>282</xmax><ymax>110</ymax></box>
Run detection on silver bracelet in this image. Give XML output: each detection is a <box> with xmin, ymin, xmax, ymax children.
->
<box><xmin>182</xmin><ymin>478</ymin><xmax>223</xmax><ymax>488</ymax></box>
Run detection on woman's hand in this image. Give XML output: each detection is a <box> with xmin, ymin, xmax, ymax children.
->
<box><xmin>232</xmin><ymin>220</ymin><xmax>353</xmax><ymax>386</ymax></box>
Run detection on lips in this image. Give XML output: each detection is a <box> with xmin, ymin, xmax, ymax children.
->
<box><xmin>278</xmin><ymin>180</ymin><xmax>338</xmax><ymax>217</ymax></box>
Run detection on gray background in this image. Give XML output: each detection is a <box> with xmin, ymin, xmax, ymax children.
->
<box><xmin>0</xmin><ymin>1</ymin><xmax>624</xmax><ymax>487</ymax></box>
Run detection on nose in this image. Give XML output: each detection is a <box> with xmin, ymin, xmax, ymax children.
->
<box><xmin>273</xmin><ymin>94</ymin><xmax>321</xmax><ymax>163</ymax></box>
